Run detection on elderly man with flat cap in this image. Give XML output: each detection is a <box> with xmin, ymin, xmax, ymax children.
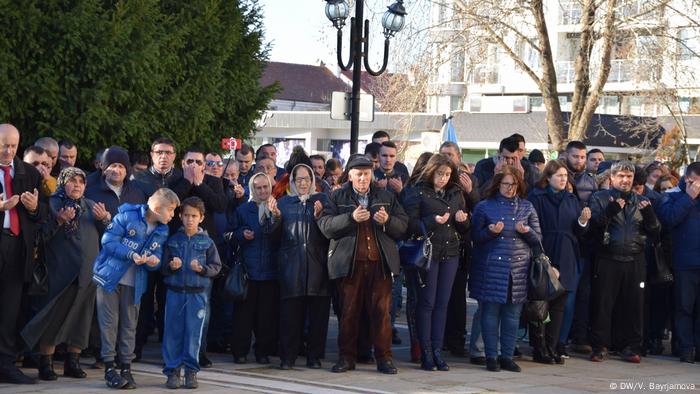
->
<box><xmin>0</xmin><ymin>124</ymin><xmax>45</xmax><ymax>384</ymax></box>
<box><xmin>318</xmin><ymin>156</ymin><xmax>407</xmax><ymax>375</ymax></box>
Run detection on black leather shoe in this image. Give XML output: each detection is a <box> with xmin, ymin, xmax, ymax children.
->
<box><xmin>280</xmin><ymin>360</ymin><xmax>294</xmax><ymax>370</ymax></box>
<box><xmin>306</xmin><ymin>358</ymin><xmax>321</xmax><ymax>369</ymax></box>
<box><xmin>486</xmin><ymin>358</ymin><xmax>500</xmax><ymax>372</ymax></box>
<box><xmin>255</xmin><ymin>355</ymin><xmax>270</xmax><ymax>365</ymax></box>
<box><xmin>532</xmin><ymin>351</ymin><xmax>555</xmax><ymax>365</ymax></box>
<box><xmin>233</xmin><ymin>356</ymin><xmax>247</xmax><ymax>364</ymax></box>
<box><xmin>499</xmin><ymin>357</ymin><xmax>521</xmax><ymax>372</ymax></box>
<box><xmin>331</xmin><ymin>359</ymin><xmax>355</xmax><ymax>373</ymax></box>
<box><xmin>432</xmin><ymin>349</ymin><xmax>449</xmax><ymax>371</ymax></box>
<box><xmin>64</xmin><ymin>352</ymin><xmax>87</xmax><ymax>378</ymax></box>
<box><xmin>470</xmin><ymin>356</ymin><xmax>486</xmax><ymax>365</ymax></box>
<box><xmin>38</xmin><ymin>354</ymin><xmax>58</xmax><ymax>381</ymax></box>
<box><xmin>376</xmin><ymin>360</ymin><xmax>398</xmax><ymax>374</ymax></box>
<box><xmin>420</xmin><ymin>348</ymin><xmax>436</xmax><ymax>371</ymax></box>
<box><xmin>199</xmin><ymin>351</ymin><xmax>212</xmax><ymax>368</ymax></box>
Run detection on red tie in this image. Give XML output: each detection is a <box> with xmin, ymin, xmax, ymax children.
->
<box><xmin>1</xmin><ymin>166</ymin><xmax>20</xmax><ymax>236</ymax></box>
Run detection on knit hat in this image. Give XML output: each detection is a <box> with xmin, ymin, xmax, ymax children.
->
<box><xmin>102</xmin><ymin>146</ymin><xmax>131</xmax><ymax>173</ymax></box>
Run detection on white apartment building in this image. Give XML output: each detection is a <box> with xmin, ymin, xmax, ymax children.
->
<box><xmin>427</xmin><ymin>0</ymin><xmax>700</xmax><ymax>118</ymax></box>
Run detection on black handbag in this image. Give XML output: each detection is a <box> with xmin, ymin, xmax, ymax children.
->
<box><xmin>522</xmin><ymin>300</ymin><xmax>549</xmax><ymax>322</ymax></box>
<box><xmin>27</xmin><ymin>234</ymin><xmax>48</xmax><ymax>296</ymax></box>
<box><xmin>399</xmin><ymin>223</ymin><xmax>433</xmax><ymax>271</ymax></box>
<box><xmin>528</xmin><ymin>241</ymin><xmax>566</xmax><ymax>301</ymax></box>
<box><xmin>649</xmin><ymin>242</ymin><xmax>673</xmax><ymax>284</ymax></box>
<box><xmin>223</xmin><ymin>250</ymin><xmax>248</xmax><ymax>301</ymax></box>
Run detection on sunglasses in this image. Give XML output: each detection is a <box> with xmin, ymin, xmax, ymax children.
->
<box><xmin>206</xmin><ymin>160</ymin><xmax>224</xmax><ymax>167</ymax></box>
<box><xmin>186</xmin><ymin>159</ymin><xmax>204</xmax><ymax>166</ymax></box>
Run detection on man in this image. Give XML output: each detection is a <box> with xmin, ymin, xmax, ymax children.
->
<box><xmin>588</xmin><ymin>161</ymin><xmax>660</xmax><ymax>363</ymax></box>
<box><xmin>0</xmin><ymin>124</ymin><xmax>44</xmax><ymax>384</ymax></box>
<box><xmin>33</xmin><ymin>137</ymin><xmax>59</xmax><ymax>177</ymax></box>
<box><xmin>255</xmin><ymin>144</ymin><xmax>286</xmax><ymax>180</ymax></box>
<box><xmin>58</xmin><ymin>140</ymin><xmax>78</xmax><ymax>171</ymax></box>
<box><xmin>474</xmin><ymin>136</ymin><xmax>538</xmax><ymax>194</ymax></box>
<box><xmin>364</xmin><ymin>143</ymin><xmax>381</xmax><ymax>170</ymax></box>
<box><xmin>85</xmin><ymin>146</ymin><xmax>146</xmax><ymax>216</ymax></box>
<box><xmin>374</xmin><ymin>142</ymin><xmax>408</xmax><ymax>195</ymax></box>
<box><xmin>528</xmin><ymin>149</ymin><xmax>546</xmax><ymax>173</ymax></box>
<box><xmin>86</xmin><ymin>148</ymin><xmax>106</xmax><ymax>186</ymax></box>
<box><xmin>204</xmin><ymin>152</ymin><xmax>224</xmax><ymax>178</ymax></box>
<box><xmin>318</xmin><ymin>156</ymin><xmax>407</xmax><ymax>375</ymax></box>
<box><xmin>371</xmin><ymin>131</ymin><xmax>409</xmax><ymax>182</ymax></box>
<box><xmin>254</xmin><ymin>156</ymin><xmax>277</xmax><ymax>186</ymax></box>
<box><xmin>586</xmin><ymin>149</ymin><xmax>605</xmax><ymax>174</ymax></box>
<box><xmin>235</xmin><ymin>144</ymin><xmax>255</xmax><ymax>188</ymax></box>
<box><xmin>23</xmin><ymin>146</ymin><xmax>56</xmax><ymax>197</ymax></box>
<box><xmin>130</xmin><ymin>152</ymin><xmax>150</xmax><ymax>177</ymax></box>
<box><xmin>660</xmin><ymin>162</ymin><xmax>700</xmax><ymax>363</ymax></box>
<box><xmin>309</xmin><ymin>155</ymin><xmax>326</xmax><ymax>179</ymax></box>
<box><xmin>565</xmin><ymin>141</ymin><xmax>598</xmax><ymax>204</ymax></box>
<box><xmin>438</xmin><ymin>141</ymin><xmax>481</xmax><ymax>358</ymax></box>
<box><xmin>325</xmin><ymin>158</ymin><xmax>343</xmax><ymax>191</ymax></box>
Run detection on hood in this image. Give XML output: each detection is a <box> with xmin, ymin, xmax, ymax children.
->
<box><xmin>289</xmin><ymin>164</ymin><xmax>317</xmax><ymax>200</ymax></box>
<box><xmin>248</xmin><ymin>172</ymin><xmax>272</xmax><ymax>203</ymax></box>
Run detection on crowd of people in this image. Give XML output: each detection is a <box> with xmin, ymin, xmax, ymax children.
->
<box><xmin>0</xmin><ymin>123</ymin><xmax>698</xmax><ymax>389</ymax></box>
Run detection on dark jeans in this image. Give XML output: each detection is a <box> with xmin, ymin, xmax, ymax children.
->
<box><xmin>646</xmin><ymin>282</ymin><xmax>673</xmax><ymax>341</ymax></box>
<box><xmin>337</xmin><ymin>260</ymin><xmax>392</xmax><ymax>363</ymax></box>
<box><xmin>135</xmin><ymin>270</ymin><xmax>166</xmax><ymax>350</ymax></box>
<box><xmin>404</xmin><ymin>266</ymin><xmax>421</xmax><ymax>347</ymax></box>
<box><xmin>674</xmin><ymin>269</ymin><xmax>700</xmax><ymax>354</ymax></box>
<box><xmin>231</xmin><ymin>280</ymin><xmax>279</xmax><ymax>357</ymax></box>
<box><xmin>480</xmin><ymin>301</ymin><xmax>522</xmax><ymax>360</ymax></box>
<box><xmin>417</xmin><ymin>256</ymin><xmax>458</xmax><ymax>351</ymax></box>
<box><xmin>390</xmin><ymin>269</ymin><xmax>403</xmax><ymax>328</ymax></box>
<box><xmin>591</xmin><ymin>256</ymin><xmax>645</xmax><ymax>352</ymax></box>
<box><xmin>208</xmin><ymin>277</ymin><xmax>235</xmax><ymax>350</ymax></box>
<box><xmin>279</xmin><ymin>296</ymin><xmax>331</xmax><ymax>362</ymax></box>
<box><xmin>571</xmin><ymin>256</ymin><xmax>591</xmax><ymax>345</ymax></box>
<box><xmin>0</xmin><ymin>233</ymin><xmax>22</xmax><ymax>361</ymax></box>
<box><xmin>444</xmin><ymin>261</ymin><xmax>468</xmax><ymax>352</ymax></box>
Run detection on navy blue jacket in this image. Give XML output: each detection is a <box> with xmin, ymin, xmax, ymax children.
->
<box><xmin>85</xmin><ymin>176</ymin><xmax>146</xmax><ymax>217</ymax></box>
<box><xmin>275</xmin><ymin>193</ymin><xmax>330</xmax><ymax>299</ymax></box>
<box><xmin>469</xmin><ymin>195</ymin><xmax>541</xmax><ymax>304</ymax></box>
<box><xmin>92</xmin><ymin>204</ymin><xmax>169</xmax><ymax>303</ymax></box>
<box><xmin>569</xmin><ymin>169</ymin><xmax>598</xmax><ymax>205</ymax></box>
<box><xmin>233</xmin><ymin>201</ymin><xmax>278</xmax><ymax>281</ymax></box>
<box><xmin>659</xmin><ymin>180</ymin><xmax>700</xmax><ymax>271</ymax></box>
<box><xmin>162</xmin><ymin>228</ymin><xmax>222</xmax><ymax>291</ymax></box>
<box><xmin>528</xmin><ymin>187</ymin><xmax>588</xmax><ymax>290</ymax></box>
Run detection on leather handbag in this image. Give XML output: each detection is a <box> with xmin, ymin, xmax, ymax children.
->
<box><xmin>399</xmin><ymin>223</ymin><xmax>433</xmax><ymax>271</ymax></box>
<box><xmin>528</xmin><ymin>241</ymin><xmax>566</xmax><ymax>301</ymax></box>
<box><xmin>522</xmin><ymin>300</ymin><xmax>549</xmax><ymax>322</ymax></box>
<box><xmin>649</xmin><ymin>242</ymin><xmax>673</xmax><ymax>285</ymax></box>
<box><xmin>27</xmin><ymin>234</ymin><xmax>48</xmax><ymax>296</ymax></box>
<box><xmin>223</xmin><ymin>250</ymin><xmax>248</xmax><ymax>301</ymax></box>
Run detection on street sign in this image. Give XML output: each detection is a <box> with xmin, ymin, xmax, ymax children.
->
<box><xmin>330</xmin><ymin>92</ymin><xmax>375</xmax><ymax>122</ymax></box>
<box><xmin>221</xmin><ymin>138</ymin><xmax>241</xmax><ymax>150</ymax></box>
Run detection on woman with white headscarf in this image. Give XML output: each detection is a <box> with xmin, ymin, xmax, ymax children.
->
<box><xmin>230</xmin><ymin>172</ymin><xmax>281</xmax><ymax>365</ymax></box>
<box><xmin>275</xmin><ymin>164</ymin><xmax>330</xmax><ymax>370</ymax></box>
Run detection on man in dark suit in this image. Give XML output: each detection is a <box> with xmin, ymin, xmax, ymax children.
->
<box><xmin>0</xmin><ymin>124</ymin><xmax>45</xmax><ymax>384</ymax></box>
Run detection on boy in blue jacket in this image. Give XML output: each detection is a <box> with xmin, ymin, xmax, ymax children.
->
<box><xmin>93</xmin><ymin>188</ymin><xmax>180</xmax><ymax>389</ymax></box>
<box><xmin>161</xmin><ymin>196</ymin><xmax>221</xmax><ymax>389</ymax></box>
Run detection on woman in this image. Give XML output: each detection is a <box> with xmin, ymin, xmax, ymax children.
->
<box><xmin>527</xmin><ymin>160</ymin><xmax>590</xmax><ymax>365</ymax></box>
<box><xmin>272</xmin><ymin>146</ymin><xmax>325</xmax><ymax>199</ymax></box>
<box><xmin>22</xmin><ymin>168</ymin><xmax>111</xmax><ymax>380</ymax></box>
<box><xmin>470</xmin><ymin>167</ymin><xmax>541</xmax><ymax>372</ymax></box>
<box><xmin>399</xmin><ymin>152</ymin><xmax>434</xmax><ymax>363</ymax></box>
<box><xmin>276</xmin><ymin>164</ymin><xmax>331</xmax><ymax>370</ymax></box>
<box><xmin>409</xmin><ymin>154</ymin><xmax>470</xmax><ymax>371</ymax></box>
<box><xmin>231</xmin><ymin>173</ymin><xmax>280</xmax><ymax>364</ymax></box>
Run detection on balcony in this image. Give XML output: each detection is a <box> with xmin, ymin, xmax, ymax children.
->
<box><xmin>471</xmin><ymin>64</ymin><xmax>500</xmax><ymax>85</ymax></box>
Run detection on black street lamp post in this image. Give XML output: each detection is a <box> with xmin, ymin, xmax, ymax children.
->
<box><xmin>324</xmin><ymin>0</ymin><xmax>407</xmax><ymax>154</ymax></box>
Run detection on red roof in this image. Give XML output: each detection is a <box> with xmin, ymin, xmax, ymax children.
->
<box><xmin>261</xmin><ymin>62</ymin><xmax>349</xmax><ymax>104</ymax></box>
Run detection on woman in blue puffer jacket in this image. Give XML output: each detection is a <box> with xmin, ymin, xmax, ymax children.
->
<box><xmin>470</xmin><ymin>166</ymin><xmax>541</xmax><ymax>373</ymax></box>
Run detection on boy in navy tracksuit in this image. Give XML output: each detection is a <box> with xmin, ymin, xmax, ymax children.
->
<box><xmin>93</xmin><ymin>188</ymin><xmax>180</xmax><ymax>389</ymax></box>
<box><xmin>162</xmin><ymin>196</ymin><xmax>221</xmax><ymax>389</ymax></box>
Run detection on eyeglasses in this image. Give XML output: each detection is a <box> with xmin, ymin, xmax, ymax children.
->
<box><xmin>153</xmin><ymin>150</ymin><xmax>175</xmax><ymax>156</ymax></box>
<box><xmin>186</xmin><ymin>159</ymin><xmax>204</xmax><ymax>166</ymax></box>
<box><xmin>206</xmin><ymin>160</ymin><xmax>224</xmax><ymax>167</ymax></box>
<box><xmin>31</xmin><ymin>161</ymin><xmax>50</xmax><ymax>167</ymax></box>
<box><xmin>500</xmin><ymin>182</ymin><xmax>517</xmax><ymax>189</ymax></box>
<box><xmin>295</xmin><ymin>176</ymin><xmax>311</xmax><ymax>184</ymax></box>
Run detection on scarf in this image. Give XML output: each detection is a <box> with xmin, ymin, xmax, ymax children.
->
<box><xmin>54</xmin><ymin>167</ymin><xmax>86</xmax><ymax>236</ymax></box>
<box><xmin>248</xmin><ymin>172</ymin><xmax>272</xmax><ymax>224</ymax></box>
<box><xmin>289</xmin><ymin>164</ymin><xmax>317</xmax><ymax>204</ymax></box>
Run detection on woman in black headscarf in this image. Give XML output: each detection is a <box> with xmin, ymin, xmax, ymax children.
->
<box><xmin>22</xmin><ymin>167</ymin><xmax>111</xmax><ymax>381</ymax></box>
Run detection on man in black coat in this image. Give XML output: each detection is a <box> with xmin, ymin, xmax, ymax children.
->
<box><xmin>85</xmin><ymin>146</ymin><xmax>146</xmax><ymax>216</ymax></box>
<box><xmin>0</xmin><ymin>124</ymin><xmax>46</xmax><ymax>384</ymax></box>
<box><xmin>474</xmin><ymin>136</ymin><xmax>538</xmax><ymax>195</ymax></box>
<box><xmin>317</xmin><ymin>156</ymin><xmax>407</xmax><ymax>375</ymax></box>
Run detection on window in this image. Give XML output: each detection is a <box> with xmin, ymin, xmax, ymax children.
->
<box><xmin>469</xmin><ymin>96</ymin><xmax>482</xmax><ymax>112</ymax></box>
<box><xmin>679</xmin><ymin>28</ymin><xmax>700</xmax><ymax>61</ymax></box>
<box><xmin>450</xmin><ymin>48</ymin><xmax>465</xmax><ymax>82</ymax></box>
<box><xmin>559</xmin><ymin>0</ymin><xmax>583</xmax><ymax>25</ymax></box>
<box><xmin>437</xmin><ymin>1</ymin><xmax>447</xmax><ymax>23</ymax></box>
<box><xmin>451</xmin><ymin>96</ymin><xmax>464</xmax><ymax>112</ymax></box>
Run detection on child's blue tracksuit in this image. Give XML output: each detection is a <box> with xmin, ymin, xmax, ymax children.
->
<box><xmin>161</xmin><ymin>228</ymin><xmax>221</xmax><ymax>375</ymax></box>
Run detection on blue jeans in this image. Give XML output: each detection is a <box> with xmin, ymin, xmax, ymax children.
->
<box><xmin>674</xmin><ymin>269</ymin><xmax>700</xmax><ymax>354</ymax></box>
<box><xmin>559</xmin><ymin>265</ymin><xmax>582</xmax><ymax>344</ymax></box>
<box><xmin>162</xmin><ymin>290</ymin><xmax>208</xmax><ymax>374</ymax></box>
<box><xmin>417</xmin><ymin>257</ymin><xmax>459</xmax><ymax>351</ymax></box>
<box><xmin>469</xmin><ymin>305</ymin><xmax>484</xmax><ymax>357</ymax></box>
<box><xmin>391</xmin><ymin>269</ymin><xmax>404</xmax><ymax>328</ymax></box>
<box><xmin>480</xmin><ymin>301</ymin><xmax>522</xmax><ymax>360</ymax></box>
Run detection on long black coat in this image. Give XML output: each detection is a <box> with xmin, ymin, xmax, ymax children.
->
<box><xmin>317</xmin><ymin>182</ymin><xmax>408</xmax><ymax>280</ymax></box>
<box><xmin>528</xmin><ymin>187</ymin><xmax>588</xmax><ymax>290</ymax></box>
<box><xmin>21</xmin><ymin>196</ymin><xmax>103</xmax><ymax>348</ymax></box>
<box><xmin>275</xmin><ymin>193</ymin><xmax>330</xmax><ymax>299</ymax></box>
<box><xmin>169</xmin><ymin>173</ymin><xmax>227</xmax><ymax>237</ymax></box>
<box><xmin>0</xmin><ymin>157</ymin><xmax>46</xmax><ymax>282</ymax></box>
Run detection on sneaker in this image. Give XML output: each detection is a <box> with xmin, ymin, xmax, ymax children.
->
<box><xmin>184</xmin><ymin>370</ymin><xmax>198</xmax><ymax>389</ymax></box>
<box><xmin>104</xmin><ymin>367</ymin><xmax>128</xmax><ymax>389</ymax></box>
<box><xmin>120</xmin><ymin>364</ymin><xmax>137</xmax><ymax>389</ymax></box>
<box><xmin>556</xmin><ymin>343</ymin><xmax>570</xmax><ymax>359</ymax></box>
<box><xmin>166</xmin><ymin>369</ymin><xmax>181</xmax><ymax>389</ymax></box>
